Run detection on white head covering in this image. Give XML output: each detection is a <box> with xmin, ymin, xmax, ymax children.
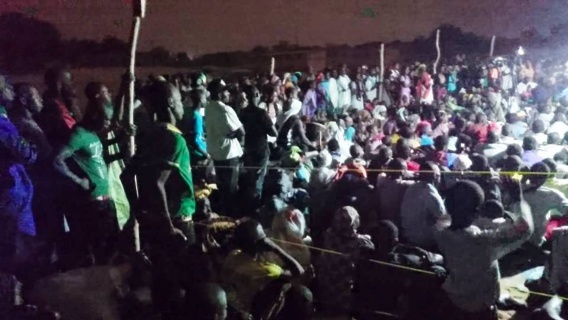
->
<box><xmin>269</xmin><ymin>208</ymin><xmax>311</xmax><ymax>267</ymax></box>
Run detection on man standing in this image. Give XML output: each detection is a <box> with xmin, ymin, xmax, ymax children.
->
<box><xmin>205</xmin><ymin>79</ymin><xmax>244</xmax><ymax>217</ymax></box>
<box><xmin>0</xmin><ymin>78</ymin><xmax>38</xmax><ymax>269</ymax></box>
<box><xmin>240</xmin><ymin>85</ymin><xmax>277</xmax><ymax>208</ymax></box>
<box><xmin>53</xmin><ymin>83</ymin><xmax>117</xmax><ymax>265</ymax></box>
<box><xmin>123</xmin><ymin>81</ymin><xmax>196</xmax><ymax>242</ymax></box>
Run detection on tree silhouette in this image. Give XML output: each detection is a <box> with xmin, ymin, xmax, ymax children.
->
<box><xmin>0</xmin><ymin>12</ymin><xmax>62</xmax><ymax>72</ymax></box>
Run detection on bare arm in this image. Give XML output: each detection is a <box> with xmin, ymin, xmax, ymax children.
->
<box><xmin>226</xmin><ymin>126</ymin><xmax>245</xmax><ymax>139</ymax></box>
<box><xmin>53</xmin><ymin>147</ymin><xmax>89</xmax><ymax>190</ymax></box>
<box><xmin>260</xmin><ymin>238</ymin><xmax>304</xmax><ymax>278</ymax></box>
<box><xmin>292</xmin><ymin>119</ymin><xmax>316</xmax><ymax>149</ymax></box>
<box><xmin>154</xmin><ymin>169</ymin><xmax>176</xmax><ymax>232</ymax></box>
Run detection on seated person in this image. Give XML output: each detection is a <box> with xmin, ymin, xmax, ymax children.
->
<box><xmin>221</xmin><ymin>219</ymin><xmax>305</xmax><ymax>319</ymax></box>
<box><xmin>355</xmin><ymin>220</ymin><xmax>444</xmax><ymax>320</ymax></box>
<box><xmin>437</xmin><ymin>180</ymin><xmax>533</xmax><ymax>319</ymax></box>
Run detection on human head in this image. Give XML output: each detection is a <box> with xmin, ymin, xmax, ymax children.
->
<box><xmin>470</xmin><ymin>153</ymin><xmax>489</xmax><ymax>172</ymax></box>
<box><xmin>262</xmin><ymin>85</ymin><xmax>277</xmax><ymax>104</ymax></box>
<box><xmin>395</xmin><ymin>139</ymin><xmax>412</xmax><ymax>160</ymax></box>
<box><xmin>532</xmin><ymin>119</ymin><xmax>545</xmax><ymax>134</ymax></box>
<box><xmin>486</xmin><ymin>130</ymin><xmax>499</xmax><ymax>144</ymax></box>
<box><xmin>188</xmin><ymin>283</ymin><xmax>228</xmax><ymax>320</ymax></box>
<box><xmin>506</xmin><ymin>144</ymin><xmax>523</xmax><ymax>157</ymax></box>
<box><xmin>542</xmin><ymin>158</ymin><xmax>557</xmax><ymax>177</ymax></box>
<box><xmin>285</xmin><ymin>86</ymin><xmax>299</xmax><ymax>101</ymax></box>
<box><xmin>327</xmin><ymin>138</ymin><xmax>340</xmax><ymax>153</ymax></box>
<box><xmin>82</xmin><ymin>82</ymin><xmax>112</xmax><ymax>130</ymax></box>
<box><xmin>234</xmin><ymin>219</ymin><xmax>267</xmax><ymax>256</ymax></box>
<box><xmin>527</xmin><ymin>162</ymin><xmax>551</xmax><ymax>189</ymax></box>
<box><xmin>386</xmin><ymin>157</ymin><xmax>407</xmax><ymax>179</ymax></box>
<box><xmin>419</xmin><ymin>161</ymin><xmax>441</xmax><ymax>185</ymax></box>
<box><xmin>446</xmin><ymin>180</ymin><xmax>485</xmax><ymax>230</ymax></box>
<box><xmin>548</xmin><ymin>132</ymin><xmax>561</xmax><ymax>145</ymax></box>
<box><xmin>370</xmin><ymin>220</ymin><xmax>399</xmax><ymax>256</ymax></box>
<box><xmin>85</xmin><ymin>82</ymin><xmax>112</xmax><ymax>107</ymax></box>
<box><xmin>194</xmin><ymin>197</ymin><xmax>213</xmax><ymax>221</ymax></box>
<box><xmin>13</xmin><ymin>83</ymin><xmax>43</xmax><ymax>114</ymax></box>
<box><xmin>271</xmin><ymin>207</ymin><xmax>306</xmax><ymax>241</ymax></box>
<box><xmin>349</xmin><ymin>144</ymin><xmax>364</xmax><ymax>159</ymax></box>
<box><xmin>522</xmin><ymin>136</ymin><xmax>538</xmax><ymax>151</ymax></box>
<box><xmin>332</xmin><ymin>206</ymin><xmax>360</xmax><ymax>235</ymax></box>
<box><xmin>398</xmin><ymin>125</ymin><xmax>414</xmax><ymax>139</ymax></box>
<box><xmin>475</xmin><ymin>113</ymin><xmax>487</xmax><ymax>125</ymax></box>
<box><xmin>208</xmin><ymin>78</ymin><xmax>230</xmax><ymax>104</ymax></box>
<box><xmin>147</xmin><ymin>81</ymin><xmax>184</xmax><ymax>123</ymax></box>
<box><xmin>480</xmin><ymin>199</ymin><xmax>504</xmax><ymax>220</ymax></box>
<box><xmin>242</xmin><ymin>84</ymin><xmax>260</xmax><ymax>108</ymax></box>
<box><xmin>190</xmin><ymin>88</ymin><xmax>208</xmax><ymax>109</ymax></box>
<box><xmin>434</xmin><ymin>135</ymin><xmax>448</xmax><ymax>151</ymax></box>
<box><xmin>377</xmin><ymin>145</ymin><xmax>393</xmax><ymax>167</ymax></box>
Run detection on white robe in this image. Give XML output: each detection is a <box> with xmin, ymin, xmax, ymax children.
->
<box><xmin>337</xmin><ymin>75</ymin><xmax>351</xmax><ymax>109</ymax></box>
<box><xmin>365</xmin><ymin>76</ymin><xmax>378</xmax><ymax>102</ymax></box>
<box><xmin>328</xmin><ymin>78</ymin><xmax>339</xmax><ymax>110</ymax></box>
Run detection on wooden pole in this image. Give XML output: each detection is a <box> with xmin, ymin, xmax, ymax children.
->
<box><xmin>433</xmin><ymin>29</ymin><xmax>441</xmax><ymax>75</ymax></box>
<box><xmin>490</xmin><ymin>35</ymin><xmax>496</xmax><ymax>57</ymax></box>
<box><xmin>379</xmin><ymin>43</ymin><xmax>385</xmax><ymax>101</ymax></box>
<box><xmin>128</xmin><ymin>0</ymin><xmax>146</xmax><ymax>253</ymax></box>
<box><xmin>128</xmin><ymin>0</ymin><xmax>145</xmax><ymax>157</ymax></box>
<box><xmin>270</xmin><ymin>57</ymin><xmax>275</xmax><ymax>76</ymax></box>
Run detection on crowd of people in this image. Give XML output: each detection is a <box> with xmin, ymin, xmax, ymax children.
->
<box><xmin>3</xmin><ymin>53</ymin><xmax>568</xmax><ymax>320</ymax></box>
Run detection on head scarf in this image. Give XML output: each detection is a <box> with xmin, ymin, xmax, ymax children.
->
<box><xmin>453</xmin><ymin>154</ymin><xmax>472</xmax><ymax>171</ymax></box>
<box><xmin>280</xmin><ymin>146</ymin><xmax>303</xmax><ymax>168</ymax></box>
<box><xmin>332</xmin><ymin>206</ymin><xmax>360</xmax><ymax>236</ymax></box>
<box><xmin>269</xmin><ymin>208</ymin><xmax>311</xmax><ymax>267</ymax></box>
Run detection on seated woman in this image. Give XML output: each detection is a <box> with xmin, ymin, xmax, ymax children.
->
<box><xmin>266</xmin><ymin>207</ymin><xmax>311</xmax><ymax>270</ymax></box>
<box><xmin>314</xmin><ymin>206</ymin><xmax>374</xmax><ymax>316</ymax></box>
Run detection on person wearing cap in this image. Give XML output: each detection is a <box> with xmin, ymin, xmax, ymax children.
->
<box><xmin>205</xmin><ymin>78</ymin><xmax>244</xmax><ymax>217</ymax></box>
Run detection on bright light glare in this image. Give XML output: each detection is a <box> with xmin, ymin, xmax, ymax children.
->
<box><xmin>517</xmin><ymin>46</ymin><xmax>525</xmax><ymax>56</ymax></box>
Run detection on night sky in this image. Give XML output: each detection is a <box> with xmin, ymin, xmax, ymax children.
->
<box><xmin>1</xmin><ymin>0</ymin><xmax>566</xmax><ymax>55</ymax></box>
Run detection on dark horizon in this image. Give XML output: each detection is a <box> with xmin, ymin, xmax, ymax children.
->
<box><xmin>0</xmin><ymin>0</ymin><xmax>565</xmax><ymax>55</ymax></box>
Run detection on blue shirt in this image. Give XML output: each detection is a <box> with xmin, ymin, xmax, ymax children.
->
<box><xmin>0</xmin><ymin>115</ymin><xmax>37</xmax><ymax>236</ymax></box>
<box><xmin>344</xmin><ymin>126</ymin><xmax>356</xmax><ymax>142</ymax></box>
<box><xmin>180</xmin><ymin>109</ymin><xmax>207</xmax><ymax>158</ymax></box>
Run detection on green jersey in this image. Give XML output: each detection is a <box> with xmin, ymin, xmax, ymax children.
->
<box><xmin>136</xmin><ymin>123</ymin><xmax>196</xmax><ymax>218</ymax></box>
<box><xmin>66</xmin><ymin>126</ymin><xmax>109</xmax><ymax>198</ymax></box>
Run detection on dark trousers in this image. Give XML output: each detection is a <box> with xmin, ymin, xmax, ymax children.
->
<box><xmin>66</xmin><ymin>194</ymin><xmax>119</xmax><ymax>266</ymax></box>
<box><xmin>243</xmin><ymin>151</ymin><xmax>269</xmax><ymax>201</ymax></box>
<box><xmin>213</xmin><ymin>157</ymin><xmax>240</xmax><ymax>217</ymax></box>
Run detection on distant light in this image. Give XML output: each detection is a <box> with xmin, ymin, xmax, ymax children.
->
<box><xmin>517</xmin><ymin>46</ymin><xmax>525</xmax><ymax>56</ymax></box>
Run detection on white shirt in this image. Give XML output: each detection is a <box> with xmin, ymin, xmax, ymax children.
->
<box><xmin>437</xmin><ymin>202</ymin><xmax>532</xmax><ymax>312</ymax></box>
<box><xmin>522</xmin><ymin>186</ymin><xmax>568</xmax><ymax>246</ymax></box>
<box><xmin>548</xmin><ymin>122</ymin><xmax>568</xmax><ymax>138</ymax></box>
<box><xmin>205</xmin><ymin>100</ymin><xmax>243</xmax><ymax>161</ymax></box>
<box><xmin>537</xmin><ymin>144</ymin><xmax>565</xmax><ymax>161</ymax></box>
<box><xmin>400</xmin><ymin>181</ymin><xmax>448</xmax><ymax>249</ymax></box>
